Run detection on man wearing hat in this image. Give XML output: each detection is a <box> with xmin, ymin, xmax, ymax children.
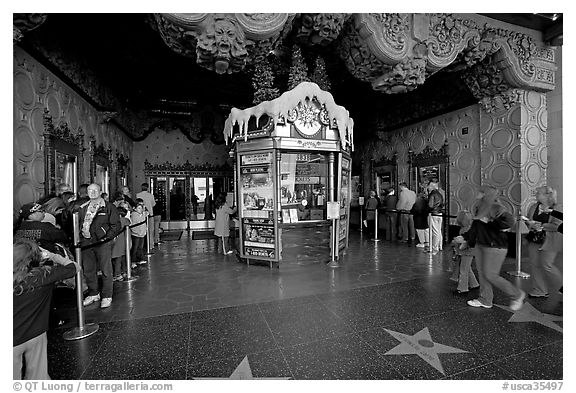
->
<box><xmin>14</xmin><ymin>203</ymin><xmax>70</xmax><ymax>253</ymax></box>
<box><xmin>77</xmin><ymin>183</ymin><xmax>121</xmax><ymax>309</ymax></box>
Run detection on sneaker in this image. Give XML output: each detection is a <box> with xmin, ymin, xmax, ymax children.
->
<box><xmin>416</xmin><ymin>243</ymin><xmax>426</xmax><ymax>248</ymax></box>
<box><xmin>509</xmin><ymin>290</ymin><xmax>526</xmax><ymax>311</ymax></box>
<box><xmin>113</xmin><ymin>275</ymin><xmax>123</xmax><ymax>282</ymax></box>
<box><xmin>137</xmin><ymin>260</ymin><xmax>147</xmax><ymax>265</ymax></box>
<box><xmin>131</xmin><ymin>263</ymin><xmax>138</xmax><ymax>269</ymax></box>
<box><xmin>225</xmin><ymin>250</ymin><xmax>234</xmax><ymax>255</ymax></box>
<box><xmin>83</xmin><ymin>294</ymin><xmax>100</xmax><ymax>307</ymax></box>
<box><xmin>100</xmin><ymin>297</ymin><xmax>112</xmax><ymax>308</ymax></box>
<box><xmin>467</xmin><ymin>299</ymin><xmax>492</xmax><ymax>309</ymax></box>
<box><xmin>528</xmin><ymin>292</ymin><xmax>549</xmax><ymax>298</ymax></box>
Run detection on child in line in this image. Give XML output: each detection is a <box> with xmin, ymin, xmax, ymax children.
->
<box><xmin>112</xmin><ymin>206</ymin><xmax>132</xmax><ymax>281</ymax></box>
<box><xmin>130</xmin><ymin>199</ymin><xmax>148</xmax><ymax>265</ymax></box>
<box><xmin>451</xmin><ymin>210</ymin><xmax>480</xmax><ymax>294</ymax></box>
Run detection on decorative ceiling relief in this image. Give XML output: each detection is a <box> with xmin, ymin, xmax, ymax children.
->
<box><xmin>153</xmin><ymin>13</ymin><xmax>292</xmax><ymax>74</ymax></box>
<box><xmin>463</xmin><ymin>57</ymin><xmax>520</xmax><ymax>113</ymax></box>
<box><xmin>295</xmin><ymin>13</ymin><xmax>351</xmax><ymax>46</ymax></box>
<box><xmin>13</xmin><ymin>13</ymin><xmax>47</xmax><ymax>42</ymax></box>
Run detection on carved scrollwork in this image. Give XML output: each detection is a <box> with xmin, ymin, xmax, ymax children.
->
<box><xmin>42</xmin><ymin>109</ymin><xmax>84</xmax><ymax>147</ymax></box>
<box><xmin>488</xmin><ymin>26</ymin><xmax>536</xmax><ymax>79</ymax></box>
<box><xmin>152</xmin><ymin>14</ymin><xmax>198</xmax><ymax>58</ymax></box>
<box><xmin>13</xmin><ymin>13</ymin><xmax>48</xmax><ymax>42</ymax></box>
<box><xmin>295</xmin><ymin>13</ymin><xmax>351</xmax><ymax>46</ymax></box>
<box><xmin>463</xmin><ymin>56</ymin><xmax>521</xmax><ymax>113</ymax></box>
<box><xmin>338</xmin><ymin>22</ymin><xmax>389</xmax><ymax>83</ymax></box>
<box><xmin>371</xmin><ymin>53</ymin><xmax>427</xmax><ymax>94</ymax></box>
<box><xmin>144</xmin><ymin>159</ymin><xmax>232</xmax><ymax>174</ymax></box>
<box><xmin>369</xmin><ymin>13</ymin><xmax>410</xmax><ymax>52</ymax></box>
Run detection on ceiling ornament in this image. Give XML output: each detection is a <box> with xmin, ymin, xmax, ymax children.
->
<box><xmin>462</xmin><ymin>57</ymin><xmax>520</xmax><ymax>113</ymax></box>
<box><xmin>13</xmin><ymin>13</ymin><xmax>47</xmax><ymax>43</ymax></box>
<box><xmin>295</xmin><ymin>13</ymin><xmax>351</xmax><ymax>46</ymax></box>
<box><xmin>153</xmin><ymin>13</ymin><xmax>293</xmax><ymax>74</ymax></box>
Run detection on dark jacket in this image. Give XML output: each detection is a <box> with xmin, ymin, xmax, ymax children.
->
<box><xmin>463</xmin><ymin>211</ymin><xmax>514</xmax><ymax>249</ymax></box>
<box><xmin>428</xmin><ymin>190</ymin><xmax>444</xmax><ymax>214</ymax></box>
<box><xmin>411</xmin><ymin>196</ymin><xmax>429</xmax><ymax>229</ymax></box>
<box><xmin>78</xmin><ymin>200</ymin><xmax>121</xmax><ymax>245</ymax></box>
<box><xmin>14</xmin><ymin>221</ymin><xmax>70</xmax><ymax>253</ymax></box>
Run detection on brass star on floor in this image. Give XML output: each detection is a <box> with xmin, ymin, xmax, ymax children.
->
<box><xmin>384</xmin><ymin>327</ymin><xmax>468</xmax><ymax>375</ymax></box>
<box><xmin>193</xmin><ymin>356</ymin><xmax>292</xmax><ymax>380</ymax></box>
<box><xmin>495</xmin><ymin>302</ymin><xmax>563</xmax><ymax>333</ymax></box>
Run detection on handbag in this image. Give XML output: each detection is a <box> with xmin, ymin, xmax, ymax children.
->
<box><xmin>526</xmin><ymin>229</ymin><xmax>546</xmax><ymax>244</ymax></box>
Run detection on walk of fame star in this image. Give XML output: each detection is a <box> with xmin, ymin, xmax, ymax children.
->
<box><xmin>384</xmin><ymin>327</ymin><xmax>468</xmax><ymax>375</ymax></box>
<box><xmin>495</xmin><ymin>302</ymin><xmax>563</xmax><ymax>333</ymax></box>
<box><xmin>193</xmin><ymin>356</ymin><xmax>292</xmax><ymax>380</ymax></box>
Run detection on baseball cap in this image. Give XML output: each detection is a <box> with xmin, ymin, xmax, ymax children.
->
<box><xmin>19</xmin><ymin>203</ymin><xmax>44</xmax><ymax>219</ymax></box>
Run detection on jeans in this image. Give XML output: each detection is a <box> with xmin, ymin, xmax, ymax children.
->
<box><xmin>399</xmin><ymin>211</ymin><xmax>415</xmax><ymax>241</ymax></box>
<box><xmin>82</xmin><ymin>242</ymin><xmax>113</xmax><ymax>298</ymax></box>
<box><xmin>527</xmin><ymin>242</ymin><xmax>562</xmax><ymax>296</ymax></box>
<box><xmin>455</xmin><ymin>254</ymin><xmax>479</xmax><ymax>292</ymax></box>
<box><xmin>113</xmin><ymin>256</ymin><xmax>126</xmax><ymax>275</ymax></box>
<box><xmin>13</xmin><ymin>332</ymin><xmax>49</xmax><ymax>380</ymax></box>
<box><xmin>384</xmin><ymin>212</ymin><xmax>397</xmax><ymax>241</ymax></box>
<box><xmin>473</xmin><ymin>246</ymin><xmax>521</xmax><ymax>306</ymax></box>
<box><xmin>131</xmin><ymin>236</ymin><xmax>145</xmax><ymax>262</ymax></box>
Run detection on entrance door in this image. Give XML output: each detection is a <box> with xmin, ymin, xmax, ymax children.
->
<box><xmin>169</xmin><ymin>177</ymin><xmax>187</xmax><ymax>221</ymax></box>
<box><xmin>190</xmin><ymin>177</ymin><xmax>214</xmax><ymax>220</ymax></box>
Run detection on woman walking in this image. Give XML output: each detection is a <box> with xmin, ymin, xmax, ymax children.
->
<box><xmin>464</xmin><ymin>185</ymin><xmax>525</xmax><ymax>310</ymax></box>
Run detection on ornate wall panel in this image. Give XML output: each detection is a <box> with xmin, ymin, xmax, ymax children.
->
<box><xmin>13</xmin><ymin>47</ymin><xmax>132</xmax><ymax>217</ymax></box>
<box><xmin>479</xmin><ymin>89</ymin><xmax>547</xmax><ymax>216</ymax></box>
<box><xmin>363</xmin><ymin>105</ymin><xmax>482</xmax><ymax>216</ymax></box>
<box><xmin>131</xmin><ymin>128</ymin><xmax>231</xmax><ymax>189</ymax></box>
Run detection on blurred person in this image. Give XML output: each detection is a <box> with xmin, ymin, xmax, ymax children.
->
<box><xmin>464</xmin><ymin>185</ymin><xmax>524</xmax><ymax>310</ymax></box>
<box><xmin>121</xmin><ymin>186</ymin><xmax>137</xmax><ymax>209</ymax></box>
<box><xmin>450</xmin><ymin>210</ymin><xmax>479</xmax><ymax>294</ymax></box>
<box><xmin>383</xmin><ymin>187</ymin><xmax>398</xmax><ymax>241</ymax></box>
<box><xmin>524</xmin><ymin>186</ymin><xmax>563</xmax><ymax>301</ymax></box>
<box><xmin>363</xmin><ymin>190</ymin><xmax>380</xmax><ymax>236</ymax></box>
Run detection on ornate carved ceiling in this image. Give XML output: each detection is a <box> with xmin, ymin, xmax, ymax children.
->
<box><xmin>14</xmin><ymin>13</ymin><xmax>559</xmax><ymax>141</ymax></box>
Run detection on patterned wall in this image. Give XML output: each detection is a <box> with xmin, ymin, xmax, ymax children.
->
<box><xmin>13</xmin><ymin>47</ymin><xmax>132</xmax><ymax>217</ymax></box>
<box><xmin>131</xmin><ymin>128</ymin><xmax>232</xmax><ymax>186</ymax></box>
<box><xmin>480</xmin><ymin>90</ymin><xmax>548</xmax><ymax>216</ymax></box>
<box><xmin>374</xmin><ymin>105</ymin><xmax>482</xmax><ymax>216</ymax></box>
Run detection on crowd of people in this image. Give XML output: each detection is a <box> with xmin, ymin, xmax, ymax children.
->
<box><xmin>13</xmin><ymin>178</ymin><xmax>562</xmax><ymax>380</ymax></box>
<box><xmin>363</xmin><ymin>181</ymin><xmax>563</xmax><ymax>312</ymax></box>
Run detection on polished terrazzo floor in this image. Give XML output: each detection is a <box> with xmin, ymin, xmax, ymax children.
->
<box><xmin>48</xmin><ymin>230</ymin><xmax>563</xmax><ymax>380</ymax></box>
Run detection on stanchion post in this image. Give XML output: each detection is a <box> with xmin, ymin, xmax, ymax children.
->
<box><xmin>428</xmin><ymin>213</ymin><xmax>433</xmax><ymax>254</ymax></box>
<box><xmin>360</xmin><ymin>208</ymin><xmax>363</xmax><ymax>233</ymax></box>
<box><xmin>63</xmin><ymin>213</ymin><xmax>99</xmax><ymax>341</ymax></box>
<box><xmin>507</xmin><ymin>216</ymin><xmax>530</xmax><ymax>278</ymax></box>
<box><xmin>372</xmin><ymin>209</ymin><xmax>380</xmax><ymax>242</ymax></box>
<box><xmin>145</xmin><ymin>215</ymin><xmax>153</xmax><ymax>256</ymax></box>
<box><xmin>124</xmin><ymin>227</ymin><xmax>138</xmax><ymax>282</ymax></box>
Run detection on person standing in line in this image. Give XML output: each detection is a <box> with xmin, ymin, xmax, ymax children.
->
<box><xmin>411</xmin><ymin>192</ymin><xmax>429</xmax><ymax>249</ymax></box>
<box><xmin>14</xmin><ymin>203</ymin><xmax>70</xmax><ymax>253</ymax></box>
<box><xmin>130</xmin><ymin>199</ymin><xmax>148</xmax><ymax>265</ymax></box>
<box><xmin>524</xmin><ymin>185</ymin><xmax>563</xmax><ymax>302</ymax></box>
<box><xmin>464</xmin><ymin>185</ymin><xmax>525</xmax><ymax>310</ymax></box>
<box><xmin>214</xmin><ymin>193</ymin><xmax>237</xmax><ymax>254</ymax></box>
<box><xmin>396</xmin><ymin>182</ymin><xmax>416</xmax><ymax>243</ymax></box>
<box><xmin>78</xmin><ymin>183</ymin><xmax>121</xmax><ymax>309</ymax></box>
<box><xmin>136</xmin><ymin>182</ymin><xmax>156</xmax><ymax>248</ymax></box>
<box><xmin>13</xmin><ymin>238</ymin><xmax>80</xmax><ymax>379</ymax></box>
<box><xmin>112</xmin><ymin>206</ymin><xmax>131</xmax><ymax>281</ymax></box>
<box><xmin>363</xmin><ymin>190</ymin><xmax>380</xmax><ymax>236</ymax></box>
<box><xmin>426</xmin><ymin>180</ymin><xmax>444</xmax><ymax>254</ymax></box>
<box><xmin>121</xmin><ymin>186</ymin><xmax>137</xmax><ymax>209</ymax></box>
<box><xmin>383</xmin><ymin>187</ymin><xmax>398</xmax><ymax>241</ymax></box>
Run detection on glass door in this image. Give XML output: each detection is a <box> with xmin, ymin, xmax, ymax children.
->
<box><xmin>151</xmin><ymin>177</ymin><xmax>167</xmax><ymax>220</ymax></box>
<box><xmin>169</xmin><ymin>177</ymin><xmax>187</xmax><ymax>221</ymax></box>
<box><xmin>191</xmin><ymin>177</ymin><xmax>214</xmax><ymax>220</ymax></box>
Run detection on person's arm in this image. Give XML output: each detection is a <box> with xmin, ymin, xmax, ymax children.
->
<box><xmin>490</xmin><ymin>211</ymin><xmax>515</xmax><ymax>231</ymax></box>
<box><xmin>107</xmin><ymin>204</ymin><xmax>122</xmax><ymax>239</ymax></box>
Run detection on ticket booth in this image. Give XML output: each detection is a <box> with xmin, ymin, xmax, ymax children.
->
<box><xmin>223</xmin><ymin>82</ymin><xmax>354</xmax><ymax>267</ymax></box>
